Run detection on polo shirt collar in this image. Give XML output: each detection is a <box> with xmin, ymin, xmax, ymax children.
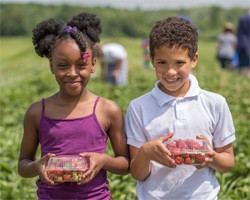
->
<box><xmin>151</xmin><ymin>74</ymin><xmax>201</xmax><ymax>107</ymax></box>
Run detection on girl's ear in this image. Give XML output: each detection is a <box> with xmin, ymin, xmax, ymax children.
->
<box><xmin>49</xmin><ymin>59</ymin><xmax>54</xmax><ymax>74</ymax></box>
<box><xmin>91</xmin><ymin>58</ymin><xmax>96</xmax><ymax>73</ymax></box>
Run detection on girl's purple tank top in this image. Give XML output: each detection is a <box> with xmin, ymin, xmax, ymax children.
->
<box><xmin>36</xmin><ymin>96</ymin><xmax>110</xmax><ymax>199</ymax></box>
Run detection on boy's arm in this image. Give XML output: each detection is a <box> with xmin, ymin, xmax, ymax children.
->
<box><xmin>207</xmin><ymin>143</ymin><xmax>234</xmax><ymax>173</ymax></box>
<box><xmin>129</xmin><ymin>146</ymin><xmax>151</xmax><ymax>181</ymax></box>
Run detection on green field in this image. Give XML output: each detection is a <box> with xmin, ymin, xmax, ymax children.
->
<box><xmin>0</xmin><ymin>36</ymin><xmax>249</xmax><ymax>199</ymax></box>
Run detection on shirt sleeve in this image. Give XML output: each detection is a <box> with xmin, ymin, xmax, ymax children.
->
<box><xmin>212</xmin><ymin>98</ymin><xmax>236</xmax><ymax>148</ymax></box>
<box><xmin>125</xmin><ymin>101</ymin><xmax>147</xmax><ymax>148</ymax></box>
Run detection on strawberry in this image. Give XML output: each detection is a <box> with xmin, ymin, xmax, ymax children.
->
<box><xmin>176</xmin><ymin>139</ymin><xmax>188</xmax><ymax>149</ymax></box>
<box><xmin>166</xmin><ymin>142</ymin><xmax>177</xmax><ymax>150</ymax></box>
<box><xmin>174</xmin><ymin>156</ymin><xmax>183</xmax><ymax>165</ymax></box>
<box><xmin>195</xmin><ymin>154</ymin><xmax>205</xmax><ymax>163</ymax></box>
<box><xmin>171</xmin><ymin>148</ymin><xmax>180</xmax><ymax>156</ymax></box>
<box><xmin>63</xmin><ymin>174</ymin><xmax>72</xmax><ymax>181</ymax></box>
<box><xmin>56</xmin><ymin>170</ymin><xmax>63</xmax><ymax>176</ymax></box>
<box><xmin>184</xmin><ymin>156</ymin><xmax>192</xmax><ymax>165</ymax></box>
<box><xmin>193</xmin><ymin>141</ymin><xmax>201</xmax><ymax>150</ymax></box>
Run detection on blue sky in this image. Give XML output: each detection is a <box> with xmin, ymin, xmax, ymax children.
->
<box><xmin>1</xmin><ymin>0</ymin><xmax>250</xmax><ymax>10</ymax></box>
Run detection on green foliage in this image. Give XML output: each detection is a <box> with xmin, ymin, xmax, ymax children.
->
<box><xmin>0</xmin><ymin>36</ymin><xmax>249</xmax><ymax>199</ymax></box>
<box><xmin>0</xmin><ymin>3</ymin><xmax>248</xmax><ymax>39</ymax></box>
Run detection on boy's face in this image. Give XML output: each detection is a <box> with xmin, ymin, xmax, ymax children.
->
<box><xmin>151</xmin><ymin>45</ymin><xmax>198</xmax><ymax>97</ymax></box>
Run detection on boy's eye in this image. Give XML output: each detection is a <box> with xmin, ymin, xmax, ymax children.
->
<box><xmin>156</xmin><ymin>61</ymin><xmax>165</xmax><ymax>65</ymax></box>
<box><xmin>176</xmin><ymin>61</ymin><xmax>185</xmax><ymax>66</ymax></box>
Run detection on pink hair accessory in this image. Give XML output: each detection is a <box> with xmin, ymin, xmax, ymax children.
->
<box><xmin>82</xmin><ymin>52</ymin><xmax>90</xmax><ymax>61</ymax></box>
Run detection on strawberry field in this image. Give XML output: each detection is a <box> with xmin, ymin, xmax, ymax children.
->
<box><xmin>0</xmin><ymin>36</ymin><xmax>249</xmax><ymax>199</ymax></box>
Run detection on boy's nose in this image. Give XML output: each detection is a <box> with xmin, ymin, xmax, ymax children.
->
<box><xmin>166</xmin><ymin>68</ymin><xmax>177</xmax><ymax>76</ymax></box>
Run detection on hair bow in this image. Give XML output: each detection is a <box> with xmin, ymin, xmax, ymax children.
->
<box><xmin>65</xmin><ymin>26</ymin><xmax>78</xmax><ymax>33</ymax></box>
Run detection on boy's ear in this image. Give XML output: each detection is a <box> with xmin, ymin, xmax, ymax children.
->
<box><xmin>49</xmin><ymin>59</ymin><xmax>54</xmax><ymax>74</ymax></box>
<box><xmin>150</xmin><ymin>55</ymin><xmax>154</xmax><ymax>67</ymax></box>
<box><xmin>191</xmin><ymin>52</ymin><xmax>199</xmax><ymax>69</ymax></box>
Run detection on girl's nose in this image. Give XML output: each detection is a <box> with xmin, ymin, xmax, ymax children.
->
<box><xmin>67</xmin><ymin>66</ymin><xmax>78</xmax><ymax>77</ymax></box>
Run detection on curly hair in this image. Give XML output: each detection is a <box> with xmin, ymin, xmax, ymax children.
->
<box><xmin>149</xmin><ymin>16</ymin><xmax>198</xmax><ymax>59</ymax></box>
<box><xmin>32</xmin><ymin>12</ymin><xmax>102</xmax><ymax>59</ymax></box>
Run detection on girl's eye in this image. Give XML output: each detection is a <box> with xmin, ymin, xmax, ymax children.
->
<box><xmin>57</xmin><ymin>63</ymin><xmax>68</xmax><ymax>68</ymax></box>
<box><xmin>77</xmin><ymin>63</ymin><xmax>88</xmax><ymax>69</ymax></box>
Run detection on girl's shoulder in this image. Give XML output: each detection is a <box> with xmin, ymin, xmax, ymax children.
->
<box><xmin>25</xmin><ymin>99</ymin><xmax>43</xmax><ymax>117</ymax></box>
<box><xmin>24</xmin><ymin>99</ymin><xmax>44</xmax><ymax>128</ymax></box>
<box><xmin>98</xmin><ymin>97</ymin><xmax>122</xmax><ymax>113</ymax></box>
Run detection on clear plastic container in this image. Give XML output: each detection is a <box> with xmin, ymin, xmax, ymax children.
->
<box><xmin>165</xmin><ymin>138</ymin><xmax>210</xmax><ymax>165</ymax></box>
<box><xmin>46</xmin><ymin>155</ymin><xmax>89</xmax><ymax>182</ymax></box>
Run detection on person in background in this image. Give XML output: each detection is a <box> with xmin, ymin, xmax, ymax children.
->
<box><xmin>141</xmin><ymin>39</ymin><xmax>151</xmax><ymax>69</ymax></box>
<box><xmin>18</xmin><ymin>12</ymin><xmax>129</xmax><ymax>199</ymax></box>
<box><xmin>236</xmin><ymin>9</ymin><xmax>250</xmax><ymax>78</ymax></box>
<box><xmin>97</xmin><ymin>43</ymin><xmax>128</xmax><ymax>86</ymax></box>
<box><xmin>216</xmin><ymin>22</ymin><xmax>237</xmax><ymax>70</ymax></box>
<box><xmin>125</xmin><ymin>16</ymin><xmax>235</xmax><ymax>200</ymax></box>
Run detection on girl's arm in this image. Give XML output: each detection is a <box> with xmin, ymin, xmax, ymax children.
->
<box><xmin>18</xmin><ymin>102</ymin><xmax>54</xmax><ymax>184</ymax></box>
<box><xmin>18</xmin><ymin>103</ymin><xmax>40</xmax><ymax>177</ymax></box>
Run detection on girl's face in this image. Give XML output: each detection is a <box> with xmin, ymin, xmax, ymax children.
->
<box><xmin>152</xmin><ymin>45</ymin><xmax>198</xmax><ymax>97</ymax></box>
<box><xmin>50</xmin><ymin>39</ymin><xmax>95</xmax><ymax>97</ymax></box>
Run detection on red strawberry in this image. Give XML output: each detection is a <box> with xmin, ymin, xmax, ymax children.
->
<box><xmin>193</xmin><ymin>141</ymin><xmax>201</xmax><ymax>150</ymax></box>
<box><xmin>187</xmin><ymin>139</ymin><xmax>196</xmax><ymax>149</ymax></box>
<box><xmin>166</xmin><ymin>142</ymin><xmax>177</xmax><ymax>150</ymax></box>
<box><xmin>184</xmin><ymin>156</ymin><xmax>192</xmax><ymax>165</ymax></box>
<box><xmin>171</xmin><ymin>148</ymin><xmax>180</xmax><ymax>156</ymax></box>
<box><xmin>195</xmin><ymin>154</ymin><xmax>205</xmax><ymax>163</ymax></box>
<box><xmin>174</xmin><ymin>156</ymin><xmax>183</xmax><ymax>165</ymax></box>
<box><xmin>176</xmin><ymin>139</ymin><xmax>188</xmax><ymax>149</ymax></box>
<box><xmin>63</xmin><ymin>174</ymin><xmax>72</xmax><ymax>181</ymax></box>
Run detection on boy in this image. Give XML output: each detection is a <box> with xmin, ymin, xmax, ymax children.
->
<box><xmin>125</xmin><ymin>16</ymin><xmax>235</xmax><ymax>200</ymax></box>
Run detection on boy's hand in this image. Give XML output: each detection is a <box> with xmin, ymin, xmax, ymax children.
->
<box><xmin>142</xmin><ymin>133</ymin><xmax>176</xmax><ymax>168</ymax></box>
<box><xmin>195</xmin><ymin>135</ymin><xmax>215</xmax><ymax>169</ymax></box>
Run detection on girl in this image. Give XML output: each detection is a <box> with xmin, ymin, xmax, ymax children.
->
<box><xmin>18</xmin><ymin>12</ymin><xmax>129</xmax><ymax>199</ymax></box>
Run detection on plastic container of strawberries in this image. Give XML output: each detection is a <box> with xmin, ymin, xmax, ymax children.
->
<box><xmin>46</xmin><ymin>155</ymin><xmax>89</xmax><ymax>183</ymax></box>
<box><xmin>165</xmin><ymin>138</ymin><xmax>210</xmax><ymax>165</ymax></box>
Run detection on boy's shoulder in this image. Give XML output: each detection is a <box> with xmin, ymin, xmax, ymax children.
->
<box><xmin>130</xmin><ymin>91</ymin><xmax>152</xmax><ymax>104</ymax></box>
<box><xmin>200</xmin><ymin>89</ymin><xmax>227</xmax><ymax>107</ymax></box>
<box><xmin>200</xmin><ymin>89</ymin><xmax>225</xmax><ymax>99</ymax></box>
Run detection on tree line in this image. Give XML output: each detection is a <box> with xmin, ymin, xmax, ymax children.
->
<box><xmin>0</xmin><ymin>3</ymin><xmax>247</xmax><ymax>39</ymax></box>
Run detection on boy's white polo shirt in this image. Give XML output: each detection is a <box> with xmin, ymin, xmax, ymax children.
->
<box><xmin>125</xmin><ymin>74</ymin><xmax>235</xmax><ymax>200</ymax></box>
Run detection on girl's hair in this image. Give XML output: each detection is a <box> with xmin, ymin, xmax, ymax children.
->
<box><xmin>32</xmin><ymin>12</ymin><xmax>102</xmax><ymax>59</ymax></box>
<box><xmin>149</xmin><ymin>16</ymin><xmax>198</xmax><ymax>59</ymax></box>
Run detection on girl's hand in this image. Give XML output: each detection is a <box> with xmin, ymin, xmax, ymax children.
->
<box><xmin>141</xmin><ymin>133</ymin><xmax>176</xmax><ymax>168</ymax></box>
<box><xmin>195</xmin><ymin>135</ymin><xmax>215</xmax><ymax>169</ymax></box>
<box><xmin>37</xmin><ymin>153</ymin><xmax>56</xmax><ymax>185</ymax></box>
<box><xmin>78</xmin><ymin>152</ymin><xmax>105</xmax><ymax>185</ymax></box>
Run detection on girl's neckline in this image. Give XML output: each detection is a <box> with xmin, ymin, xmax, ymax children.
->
<box><xmin>42</xmin><ymin>113</ymin><xmax>94</xmax><ymax>121</ymax></box>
